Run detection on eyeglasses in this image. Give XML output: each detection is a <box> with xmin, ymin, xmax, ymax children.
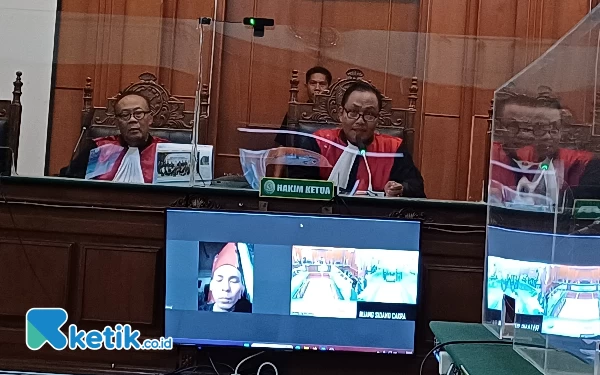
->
<box><xmin>498</xmin><ymin>119</ymin><xmax>560</xmax><ymax>137</ymax></box>
<box><xmin>532</xmin><ymin>128</ymin><xmax>559</xmax><ymax>137</ymax></box>
<box><xmin>116</xmin><ymin>110</ymin><xmax>150</xmax><ymax>121</ymax></box>
<box><xmin>343</xmin><ymin>108</ymin><xmax>378</xmax><ymax>122</ymax></box>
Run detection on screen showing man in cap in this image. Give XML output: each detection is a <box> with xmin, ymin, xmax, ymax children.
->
<box><xmin>200</xmin><ymin>242</ymin><xmax>253</xmax><ymax>313</ymax></box>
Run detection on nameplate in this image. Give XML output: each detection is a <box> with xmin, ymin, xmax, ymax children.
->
<box><xmin>260</xmin><ymin>178</ymin><xmax>335</xmax><ymax>201</ymax></box>
<box><xmin>573</xmin><ymin>199</ymin><xmax>600</xmax><ymax>220</ymax></box>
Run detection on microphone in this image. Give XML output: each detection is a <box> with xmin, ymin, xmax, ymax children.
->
<box><xmin>354</xmin><ymin>134</ymin><xmax>374</xmax><ymax>193</ymax></box>
<box><xmin>355</xmin><ymin>135</ymin><xmax>366</xmax><ymax>156</ymax></box>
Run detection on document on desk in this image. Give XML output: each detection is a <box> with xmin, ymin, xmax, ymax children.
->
<box><xmin>153</xmin><ymin>143</ymin><xmax>213</xmax><ymax>185</ymax></box>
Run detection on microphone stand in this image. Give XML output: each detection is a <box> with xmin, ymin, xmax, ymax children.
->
<box><xmin>65</xmin><ymin>109</ymin><xmax>93</xmax><ymax>177</ymax></box>
<box><xmin>65</xmin><ymin>125</ymin><xmax>87</xmax><ymax>177</ymax></box>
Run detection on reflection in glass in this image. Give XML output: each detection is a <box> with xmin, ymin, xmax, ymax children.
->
<box><xmin>239</xmin><ymin>146</ymin><xmax>332</xmax><ymax>190</ymax></box>
<box><xmin>485</xmin><ymin>7</ymin><xmax>600</xmax><ymax>374</ymax></box>
<box><xmin>236</xmin><ymin>68</ymin><xmax>424</xmax><ymax>198</ymax></box>
<box><xmin>490</xmin><ymin>87</ymin><xmax>600</xmax><ymax>212</ymax></box>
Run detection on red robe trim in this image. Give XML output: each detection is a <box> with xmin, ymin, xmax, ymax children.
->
<box><xmin>92</xmin><ymin>135</ymin><xmax>169</xmax><ymax>183</ymax></box>
<box><xmin>313</xmin><ymin>128</ymin><xmax>402</xmax><ymax>191</ymax></box>
<box><xmin>491</xmin><ymin>142</ymin><xmax>593</xmax><ymax>190</ymax></box>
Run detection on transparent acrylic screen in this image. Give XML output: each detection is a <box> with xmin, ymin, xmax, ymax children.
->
<box><xmin>7</xmin><ymin>1</ymin><xmax>600</xmax><ymax>202</ymax></box>
<box><xmin>1</xmin><ymin>0</ymin><xmax>529</xmax><ymax>202</ymax></box>
<box><xmin>485</xmin><ymin>6</ymin><xmax>600</xmax><ymax>374</ymax></box>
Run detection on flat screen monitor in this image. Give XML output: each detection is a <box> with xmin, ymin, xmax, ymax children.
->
<box><xmin>485</xmin><ymin>226</ymin><xmax>600</xmax><ymax>338</ymax></box>
<box><xmin>165</xmin><ymin>209</ymin><xmax>421</xmax><ymax>354</ymax></box>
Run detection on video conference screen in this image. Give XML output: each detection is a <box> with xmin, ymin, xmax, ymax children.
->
<box><xmin>485</xmin><ymin>226</ymin><xmax>600</xmax><ymax>338</ymax></box>
<box><xmin>165</xmin><ymin>210</ymin><xmax>421</xmax><ymax>354</ymax></box>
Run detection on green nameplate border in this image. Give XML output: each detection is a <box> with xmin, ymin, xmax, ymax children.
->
<box><xmin>573</xmin><ymin>199</ymin><xmax>600</xmax><ymax>220</ymax></box>
<box><xmin>260</xmin><ymin>177</ymin><xmax>335</xmax><ymax>201</ymax></box>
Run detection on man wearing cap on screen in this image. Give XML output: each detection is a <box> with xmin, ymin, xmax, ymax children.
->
<box><xmin>201</xmin><ymin>243</ymin><xmax>252</xmax><ymax>313</ymax></box>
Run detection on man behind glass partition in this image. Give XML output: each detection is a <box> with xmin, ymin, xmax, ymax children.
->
<box><xmin>60</xmin><ymin>93</ymin><xmax>168</xmax><ymax>183</ymax></box>
<box><xmin>490</xmin><ymin>89</ymin><xmax>600</xmax><ymax>204</ymax></box>
<box><xmin>275</xmin><ymin>66</ymin><xmax>332</xmax><ymax>147</ymax></box>
<box><xmin>288</xmin><ymin>82</ymin><xmax>425</xmax><ymax>198</ymax></box>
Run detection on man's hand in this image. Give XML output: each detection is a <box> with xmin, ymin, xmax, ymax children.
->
<box><xmin>384</xmin><ymin>181</ymin><xmax>404</xmax><ymax>197</ymax></box>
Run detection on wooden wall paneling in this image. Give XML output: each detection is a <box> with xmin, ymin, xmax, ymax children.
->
<box><xmin>158</xmin><ymin>0</ymin><xmax>179</xmax><ymax>91</ymax></box>
<box><xmin>512</xmin><ymin>0</ymin><xmax>590</xmax><ymax>76</ymax></box>
<box><xmin>385</xmin><ymin>0</ymin><xmax>421</xmax><ymax>108</ymax></box>
<box><xmin>210</xmin><ymin>0</ymin><xmax>254</xmax><ymax>177</ymax></box>
<box><xmin>213</xmin><ymin>29</ymin><xmax>253</xmax><ymax>177</ymax></box>
<box><xmin>70</xmin><ymin>241</ymin><xmax>87</xmax><ymax>324</ymax></box>
<box><xmin>417</xmin><ymin>0</ymin><xmax>595</xmax><ymax>201</ymax></box>
<box><xmin>159</xmin><ymin>0</ymin><xmax>188</xmax><ymax>92</ymax></box>
<box><xmin>80</xmin><ymin>244</ymin><xmax>160</xmax><ymax>325</ymax></box>
<box><xmin>0</xmin><ymin>199</ymin><xmax>167</xmax><ymax>344</ymax></box>
<box><xmin>318</xmin><ymin>0</ymin><xmax>391</xmax><ymax>97</ymax></box>
<box><xmin>543</xmin><ymin>1</ymin><xmax>598</xmax><ymax>126</ymax></box>
<box><xmin>48</xmin><ymin>90</ymin><xmax>88</xmax><ymax>175</ymax></box>
<box><xmin>418</xmin><ymin>258</ymin><xmax>483</xmax><ymax>344</ymax></box>
<box><xmin>158</xmin><ymin>0</ymin><xmax>215</xmax><ymax>103</ymax></box>
<box><xmin>467</xmin><ymin>116</ymin><xmax>490</xmax><ymax>201</ymax></box>
<box><xmin>417</xmin><ymin>230</ymin><xmax>485</xmax><ymax>351</ymax></box>
<box><xmin>383</xmin><ymin>1</ymin><xmax>422</xmax><ymax>168</ymax></box>
<box><xmin>117</xmin><ymin>1</ymin><xmax>165</xmax><ymax>92</ymax></box>
<box><xmin>419</xmin><ymin>0</ymin><xmax>471</xmax><ymax>200</ymax></box>
<box><xmin>0</xmin><ymin>176</ymin><xmax>487</xmax><ymax>374</ymax></box>
<box><xmin>0</xmin><ymin>240</ymin><xmax>74</xmax><ymax>317</ymax></box>
<box><xmin>545</xmin><ymin>0</ymin><xmax>590</xmax><ymax>39</ymax></box>
<box><xmin>91</xmin><ymin>1</ymin><xmax>125</xmax><ymax>105</ymax></box>
<box><xmin>248</xmin><ymin>0</ymin><xmax>323</xmax><ymax>128</ymax></box>
<box><xmin>48</xmin><ymin>0</ymin><xmax>599</xmax><ymax>193</ymax></box>
<box><xmin>0</xmin><ymin>206</ymin><xmax>165</xmax><ymax>247</ymax></box>
<box><xmin>414</xmin><ymin>0</ymin><xmax>432</xmax><ymax>166</ymax></box>
<box><xmin>48</xmin><ymin>0</ymin><xmax>104</xmax><ymax>175</ymax></box>
<box><xmin>420</xmin><ymin>116</ymin><xmax>460</xmax><ymax>199</ymax></box>
<box><xmin>453</xmin><ymin>0</ymin><xmax>481</xmax><ymax>201</ymax></box>
<box><xmin>49</xmin><ymin>0</ymin><xmax>210</xmax><ymax>175</ymax></box>
<box><xmin>466</xmin><ymin>0</ymin><xmax>520</xmax><ymax>201</ymax></box>
<box><xmin>512</xmin><ymin>0</ymin><xmax>533</xmax><ymax>74</ymax></box>
<box><xmin>204</xmin><ymin>0</ymin><xmax>227</xmax><ymax>145</ymax></box>
<box><xmin>473</xmin><ymin>0</ymin><xmax>519</xmax><ymax>112</ymax></box>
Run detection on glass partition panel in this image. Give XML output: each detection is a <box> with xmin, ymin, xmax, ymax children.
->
<box><xmin>6</xmin><ymin>0</ymin><xmax>598</xmax><ymax>202</ymax></box>
<box><xmin>204</xmin><ymin>18</ymin><xmax>425</xmax><ymax>198</ymax></box>
<box><xmin>484</xmin><ymin>5</ymin><xmax>600</xmax><ymax>374</ymax></box>
<box><xmin>41</xmin><ymin>5</ymin><xmax>206</xmax><ymax>187</ymax></box>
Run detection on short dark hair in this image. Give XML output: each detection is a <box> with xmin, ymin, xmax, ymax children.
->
<box><xmin>306</xmin><ymin>66</ymin><xmax>332</xmax><ymax>85</ymax></box>
<box><xmin>114</xmin><ymin>92</ymin><xmax>151</xmax><ymax>112</ymax></box>
<box><xmin>341</xmin><ymin>82</ymin><xmax>383</xmax><ymax>111</ymax></box>
<box><xmin>495</xmin><ymin>85</ymin><xmax>563</xmax><ymax>119</ymax></box>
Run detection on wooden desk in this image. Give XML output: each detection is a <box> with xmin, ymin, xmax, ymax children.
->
<box><xmin>0</xmin><ymin>176</ymin><xmax>486</xmax><ymax>375</ymax></box>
